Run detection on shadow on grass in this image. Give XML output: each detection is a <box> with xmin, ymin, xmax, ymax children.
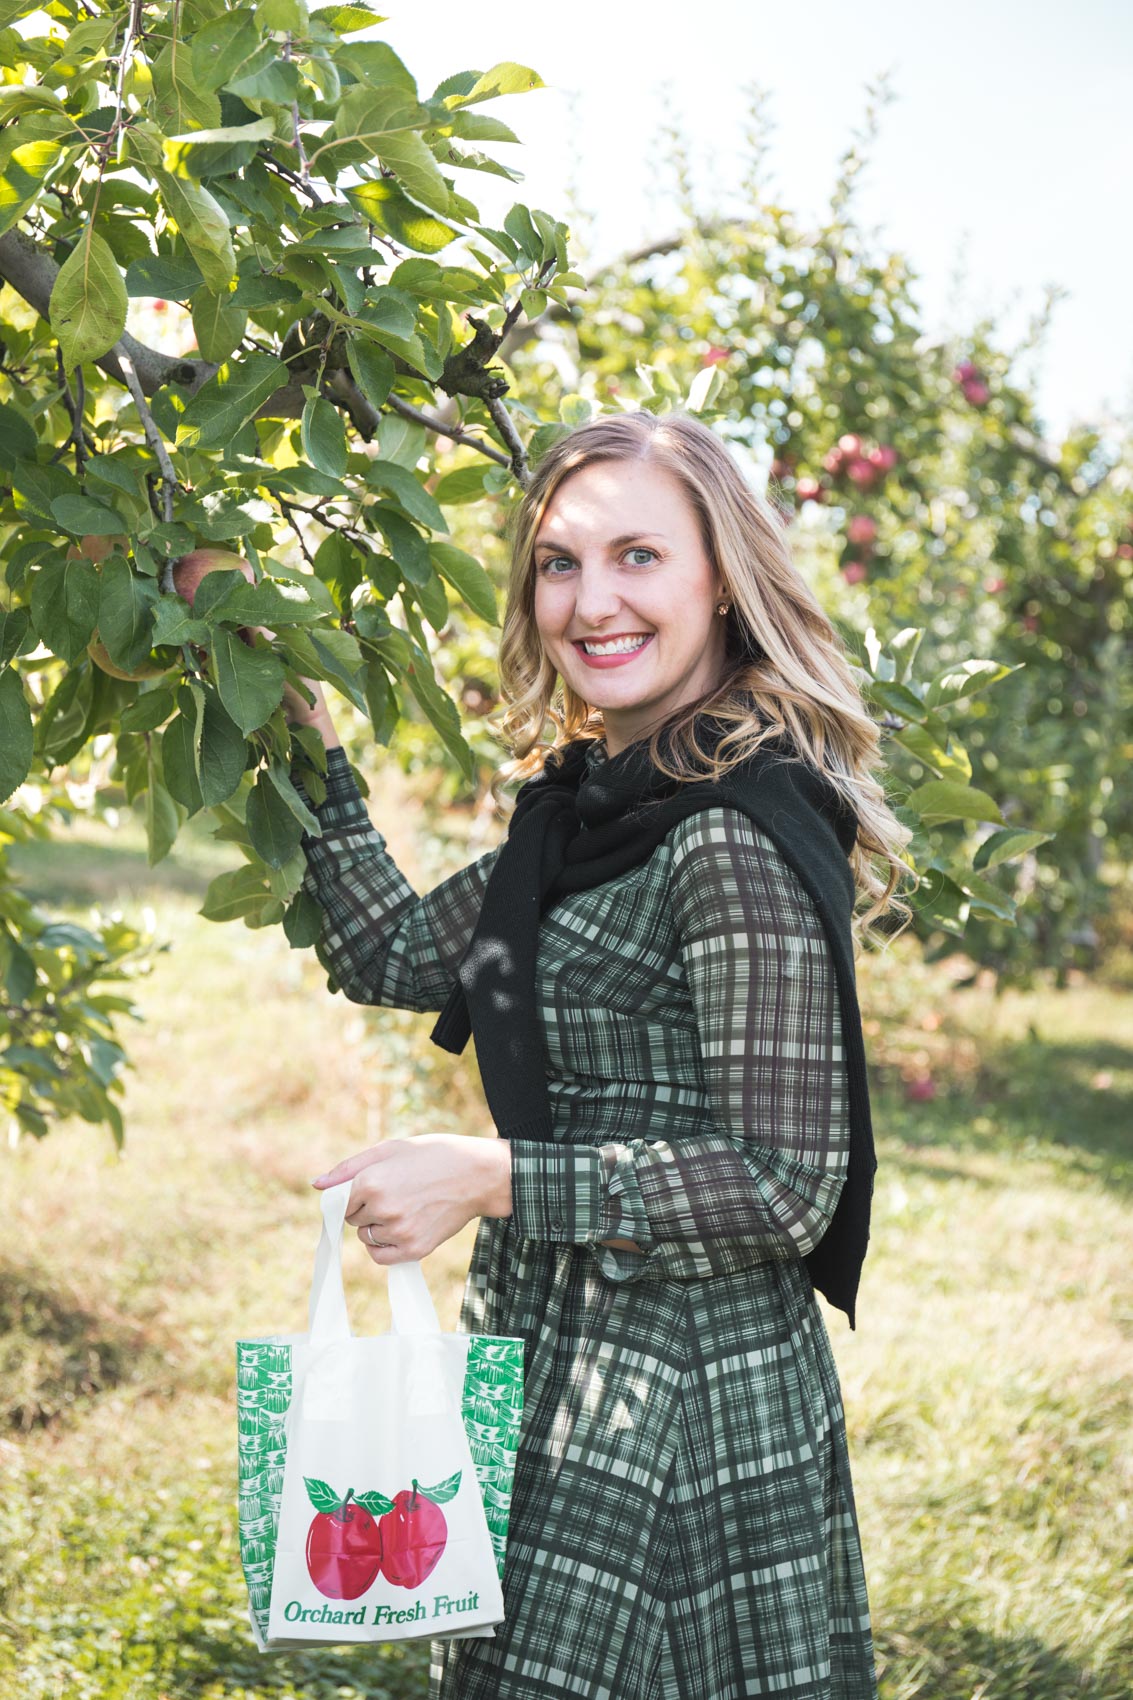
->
<box><xmin>877</xmin><ymin>1619</ymin><xmax>1117</xmax><ymax>1700</ymax></box>
<box><xmin>0</xmin><ymin>1265</ymin><xmax>150</xmax><ymax>1432</ymax></box>
<box><xmin>873</xmin><ymin>1029</ymin><xmax>1133</xmax><ymax>1196</ymax></box>
<box><xmin>9</xmin><ymin>828</ymin><xmax>217</xmax><ymax>907</ymax></box>
<box><xmin>168</xmin><ymin>1623</ymin><xmax>430</xmax><ymax>1700</ymax></box>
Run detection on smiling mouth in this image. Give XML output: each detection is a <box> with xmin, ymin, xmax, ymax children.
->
<box><xmin>572</xmin><ymin>634</ymin><xmax>653</xmax><ymax>656</ymax></box>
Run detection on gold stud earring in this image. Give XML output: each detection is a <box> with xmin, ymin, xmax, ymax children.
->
<box><xmin>716</xmin><ymin>601</ymin><xmax>730</xmax><ymax>617</ymax></box>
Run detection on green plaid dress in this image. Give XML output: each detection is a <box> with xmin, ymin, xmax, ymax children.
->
<box><xmin>296</xmin><ymin>741</ymin><xmax>877</xmax><ymax>1700</ymax></box>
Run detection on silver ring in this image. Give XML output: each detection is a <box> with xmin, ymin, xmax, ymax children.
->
<box><xmin>365</xmin><ymin>1224</ymin><xmax>388</xmax><ymax>1248</ymax></box>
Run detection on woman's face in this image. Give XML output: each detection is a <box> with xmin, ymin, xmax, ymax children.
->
<box><xmin>532</xmin><ymin>457</ymin><xmax>727</xmax><ymax>757</ymax></box>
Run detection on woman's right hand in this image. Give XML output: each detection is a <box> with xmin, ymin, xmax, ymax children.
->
<box><xmin>283</xmin><ymin>675</ymin><xmax>342</xmax><ymax>750</ymax></box>
<box><xmin>248</xmin><ymin>624</ymin><xmax>342</xmax><ymax>749</ymax></box>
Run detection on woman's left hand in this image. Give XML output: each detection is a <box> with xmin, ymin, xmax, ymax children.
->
<box><xmin>312</xmin><ymin>1135</ymin><xmax>513</xmax><ymax>1264</ymax></box>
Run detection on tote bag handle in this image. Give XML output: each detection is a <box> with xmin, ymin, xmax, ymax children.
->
<box><xmin>308</xmin><ymin>1178</ymin><xmax>443</xmax><ymax>1344</ymax></box>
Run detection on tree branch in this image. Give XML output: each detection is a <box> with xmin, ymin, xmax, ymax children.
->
<box><xmin>117</xmin><ymin>349</ymin><xmax>177</xmax><ymax>528</ymax></box>
<box><xmin>0</xmin><ymin>228</ymin><xmax>215</xmax><ymax>396</ymax></box>
<box><xmin>383</xmin><ymin>391</ymin><xmax>511</xmax><ymax>469</ymax></box>
<box><xmin>484</xmin><ymin>396</ymin><xmax>529</xmax><ymax>486</ymax></box>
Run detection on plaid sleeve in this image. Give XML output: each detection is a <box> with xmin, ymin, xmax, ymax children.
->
<box><xmin>509</xmin><ymin>808</ymin><xmax>850</xmax><ymax>1281</ymax></box>
<box><xmin>292</xmin><ymin>745</ymin><xmax>501</xmax><ymax>1012</ymax></box>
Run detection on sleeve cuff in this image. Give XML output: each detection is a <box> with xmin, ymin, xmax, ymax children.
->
<box><xmin>508</xmin><ymin>1141</ymin><xmax>623</xmax><ymax>1244</ymax></box>
<box><xmin>291</xmin><ymin>745</ymin><xmax>373</xmax><ymax>841</ymax></box>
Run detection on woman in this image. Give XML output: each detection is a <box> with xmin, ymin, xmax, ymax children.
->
<box><xmin>291</xmin><ymin>412</ymin><xmax>912</xmax><ymax>1699</ymax></box>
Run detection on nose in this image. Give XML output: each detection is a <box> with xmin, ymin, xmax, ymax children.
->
<box><xmin>571</xmin><ymin>562</ymin><xmax>622</xmax><ymax>629</ymax></box>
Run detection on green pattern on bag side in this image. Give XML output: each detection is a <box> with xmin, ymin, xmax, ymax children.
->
<box><xmin>236</xmin><ymin>1339</ymin><xmax>291</xmax><ymax>1640</ymax></box>
<box><xmin>460</xmin><ymin>1336</ymin><xmax>524</xmax><ymax>1582</ymax></box>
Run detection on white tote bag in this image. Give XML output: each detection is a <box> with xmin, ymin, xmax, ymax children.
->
<box><xmin>237</xmin><ymin>1179</ymin><xmax>521</xmax><ymax>1653</ymax></box>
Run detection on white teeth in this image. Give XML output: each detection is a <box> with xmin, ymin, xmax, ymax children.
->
<box><xmin>581</xmin><ymin>635</ymin><xmax>650</xmax><ymax>655</ymax></box>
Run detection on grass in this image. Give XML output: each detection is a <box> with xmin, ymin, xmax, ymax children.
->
<box><xmin>1</xmin><ymin>783</ymin><xmax>1130</xmax><ymax>1700</ymax></box>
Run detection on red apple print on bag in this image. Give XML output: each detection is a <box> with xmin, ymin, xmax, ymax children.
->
<box><xmin>303</xmin><ymin>1478</ymin><xmax>391</xmax><ymax>1599</ymax></box>
<box><xmin>378</xmin><ymin>1469</ymin><xmax>463</xmax><ymax>1589</ymax></box>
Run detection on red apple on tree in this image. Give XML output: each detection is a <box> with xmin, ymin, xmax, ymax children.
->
<box><xmin>868</xmin><ymin>443</ymin><xmax>898</xmax><ymax>474</ymax></box>
<box><xmin>795</xmin><ymin>476</ymin><xmax>824</xmax><ymax>503</ymax></box>
<box><xmin>303</xmin><ymin>1478</ymin><xmax>388</xmax><ymax>1600</ymax></box>
<box><xmin>378</xmin><ymin>1469</ymin><xmax>463</xmax><ymax>1589</ymax></box>
<box><xmin>171</xmin><ymin>547</ymin><xmax>256</xmax><ymax>608</ymax></box>
<box><xmin>846</xmin><ymin>514</ymin><xmax>878</xmax><ymax>548</ymax></box>
<box><xmin>842</xmin><ymin>560</ymin><xmax>868</xmax><ymax>585</ymax></box>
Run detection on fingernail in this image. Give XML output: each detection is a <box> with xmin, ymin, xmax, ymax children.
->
<box><xmin>311</xmin><ymin>1173</ymin><xmax>330</xmax><ymax>1186</ymax></box>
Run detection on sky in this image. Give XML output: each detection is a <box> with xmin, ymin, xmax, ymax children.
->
<box><xmin>379</xmin><ymin>0</ymin><xmax>1133</xmax><ymax>443</ymax></box>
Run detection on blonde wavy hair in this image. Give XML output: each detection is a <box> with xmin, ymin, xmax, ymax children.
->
<box><xmin>490</xmin><ymin>410</ymin><xmax>914</xmax><ymax>942</ymax></box>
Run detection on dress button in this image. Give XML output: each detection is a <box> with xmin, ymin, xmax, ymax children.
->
<box><xmin>550</xmin><ymin>1214</ymin><xmax>565</xmax><ymax>1232</ymax></box>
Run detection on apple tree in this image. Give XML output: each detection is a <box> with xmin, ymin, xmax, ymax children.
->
<box><xmin>0</xmin><ymin>0</ymin><xmax>582</xmax><ymax>1140</ymax></box>
<box><xmin>504</xmin><ymin>88</ymin><xmax>1127</xmax><ymax>984</ymax></box>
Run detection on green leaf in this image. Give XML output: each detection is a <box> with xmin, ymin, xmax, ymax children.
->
<box><xmin>304</xmin><ymin>1477</ymin><xmax>342</xmax><ymax>1514</ymax></box>
<box><xmin>30</xmin><ymin>556</ymin><xmax>100</xmax><ymax>663</ymax></box>
<box><xmin>442</xmin><ymin>63</ymin><xmax>544</xmax><ymax>108</ymax></box>
<box><xmin>0</xmin><ymin>139</ymin><xmax>70</xmax><ymax>238</ymax></box>
<box><xmin>0</xmin><ymin>401</ymin><xmax>36</xmax><ymax>466</ymax></box>
<box><xmin>200</xmin><ymin>863</ymin><xmax>275</xmax><ymax>922</ymax></box>
<box><xmin>887</xmin><ymin>626</ymin><xmax>925</xmax><ymax>685</ymax></box>
<box><xmin>687</xmin><ymin>363</ymin><xmax>724</xmax><ymax>414</ymax></box>
<box><xmin>417</xmin><ymin>1467</ymin><xmax>461</xmax><ymax>1505</ymax></box>
<box><xmin>156</xmin><ymin>171</ymin><xmax>237</xmax><ymax>291</ymax></box>
<box><xmin>972</xmin><ymin>827</ymin><xmax>1054</xmax><ymax>872</ymax></box>
<box><xmin>260</xmin><ymin>0</ymin><xmax>309</xmax><ymax>27</ymax></box>
<box><xmin>372</xmin><ymin>129</ymin><xmax>451</xmax><ymax>216</ymax></box>
<box><xmin>346</xmin><ymin>178</ymin><xmax>456</xmax><ymax>253</ymax></box>
<box><xmin>366</xmin><ymin>460</ymin><xmax>444</xmax><ymax>532</ymax></box>
<box><xmin>145</xmin><ymin>774</ymin><xmax>180</xmax><ymax>865</ymax></box>
<box><xmin>152</xmin><ymin>38</ymin><xmax>223</xmax><ymax>133</ymax></box>
<box><xmin>119</xmin><ymin>686</ymin><xmax>176</xmax><ymax>734</ymax></box>
<box><xmin>431</xmin><ymin>465</ymin><xmax>490</xmax><ymax>505</ymax></box>
<box><xmin>125</xmin><ymin>252</ymin><xmax>204</xmax><ymax>299</ymax></box>
<box><xmin>246</xmin><ymin>767</ymin><xmax>303</xmax><ymax>868</ymax></box>
<box><xmin>49</xmin><ymin>228</ymin><xmax>127</xmax><ymax>370</ymax></box>
<box><xmin>0</xmin><ymin>666</ymin><xmax>33</xmax><ymax>804</ymax></box>
<box><xmin>161</xmin><ymin>709</ymin><xmax>204</xmax><ymax>815</ymax></box>
<box><xmin>300</xmin><ymin>395</ymin><xmax>348</xmax><ymax>479</ymax></box>
<box><xmin>206</xmin><ymin>577</ymin><xmax>324</xmax><ymax>629</ymax></box>
<box><xmin>98</xmin><ymin>556</ymin><xmax>157</xmax><ymax>673</ymax></box>
<box><xmin>333</xmin><ymin>40</ymin><xmax>417</xmax><ymax>88</ymax></box>
<box><xmin>362</xmin><ymin>654</ymin><xmax>397</xmax><ymax>743</ymax></box>
<box><xmin>176</xmin><ymin>354</ymin><xmax>289</xmax><ymax>451</ymax></box>
<box><xmin>345</xmin><ymin>338</ymin><xmax>394</xmax><ymax>409</ymax></box>
<box><xmin>891</xmin><ymin>722</ymin><xmax>971</xmax><ymax>786</ymax></box>
<box><xmin>50</xmin><ymin>494</ymin><xmax>124</xmax><ymax>535</ymax></box>
<box><xmin>198</xmin><ymin>686</ymin><xmax>249</xmax><ymax>806</ymax></box>
<box><xmin>373</xmin><ymin>507</ymin><xmax>430</xmax><ymax>585</ymax></box>
<box><xmin>225</xmin><ymin>45</ymin><xmax>302</xmax><ymax>102</ymax></box>
<box><xmin>190</xmin><ymin>9</ymin><xmax>261</xmax><ymax>92</ymax></box>
<box><xmin>430</xmin><ymin>542</ymin><xmax>498</xmax><ymax>625</ymax></box>
<box><xmin>316</xmin><ymin>82</ymin><xmax>429</xmax><ymax>172</ymax></box>
<box><xmin>163</xmin><ymin>118</ymin><xmax>276</xmax><ymax>181</ymax></box>
<box><xmin>283</xmin><ymin>888</ymin><xmax>324</xmax><ymax>948</ymax></box>
<box><xmin>265</xmin><ymin>762</ymin><xmax>321</xmax><ymax>836</ymax></box>
<box><xmin>0</xmin><ymin>608</ymin><xmax>31</xmax><ymax>669</ymax></box>
<box><xmin>403</xmin><ymin>646</ymin><xmax>474</xmax><ymax>779</ymax></box>
<box><xmin>924</xmin><ymin>659</ymin><xmax>1016</xmax><ymax>709</ymax></box>
<box><xmin>905</xmin><ymin>781</ymin><xmax>1006</xmax><ymax>828</ymax></box>
<box><xmin>191</xmin><ymin>286</ymin><xmax>248</xmax><ymax>364</ymax></box>
<box><xmin>151</xmin><ymin>597</ymin><xmax>209</xmax><ymax>648</ymax></box>
<box><xmin>407</xmin><ymin>565</ymin><xmax>447</xmax><ymax>631</ymax></box>
<box><xmin>211</xmin><ymin>628</ymin><xmax>285</xmax><ymax>735</ymax></box>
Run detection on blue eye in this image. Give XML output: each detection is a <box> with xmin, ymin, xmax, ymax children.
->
<box><xmin>626</xmin><ymin>547</ymin><xmax>656</xmax><ymax>565</ymax></box>
<box><xmin>538</xmin><ymin>556</ymin><xmax>573</xmax><ymax>575</ymax></box>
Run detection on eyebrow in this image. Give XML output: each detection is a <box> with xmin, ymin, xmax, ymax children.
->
<box><xmin>533</xmin><ymin>532</ymin><xmax>667</xmax><ymax>554</ymax></box>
